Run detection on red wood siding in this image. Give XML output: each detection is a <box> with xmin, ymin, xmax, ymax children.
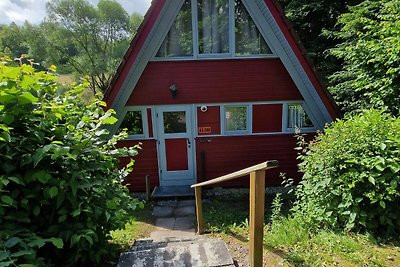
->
<box><xmin>118</xmin><ymin>140</ymin><xmax>159</xmax><ymax>191</ymax></box>
<box><xmin>197</xmin><ymin>106</ymin><xmax>221</xmax><ymax>135</ymax></box>
<box><xmin>252</xmin><ymin>104</ymin><xmax>283</xmax><ymax>133</ymax></box>
<box><xmin>127</xmin><ymin>58</ymin><xmax>303</xmax><ymax>106</ymax></box>
<box><xmin>195</xmin><ymin>134</ymin><xmax>300</xmax><ymax>187</ymax></box>
<box><xmin>165</xmin><ymin>139</ymin><xmax>188</xmax><ymax>171</ymax></box>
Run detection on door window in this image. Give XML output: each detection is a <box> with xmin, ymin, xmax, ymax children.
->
<box><xmin>163</xmin><ymin>111</ymin><xmax>187</xmax><ymax>133</ymax></box>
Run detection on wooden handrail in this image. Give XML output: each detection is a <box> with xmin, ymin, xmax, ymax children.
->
<box><xmin>191</xmin><ymin>160</ymin><xmax>279</xmax><ymax>188</ymax></box>
<box><xmin>191</xmin><ymin>160</ymin><xmax>279</xmax><ymax>267</ymax></box>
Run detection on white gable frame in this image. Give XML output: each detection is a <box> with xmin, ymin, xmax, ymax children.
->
<box><xmin>109</xmin><ymin>0</ymin><xmax>333</xmax><ymax>134</ymax></box>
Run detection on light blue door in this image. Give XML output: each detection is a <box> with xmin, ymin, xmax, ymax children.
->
<box><xmin>156</xmin><ymin>105</ymin><xmax>195</xmax><ymax>186</ymax></box>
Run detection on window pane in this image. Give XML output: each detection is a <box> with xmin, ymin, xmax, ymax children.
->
<box><xmin>120</xmin><ymin>111</ymin><xmax>143</xmax><ymax>135</ymax></box>
<box><xmin>235</xmin><ymin>0</ymin><xmax>272</xmax><ymax>55</ymax></box>
<box><xmin>156</xmin><ymin>0</ymin><xmax>193</xmax><ymax>57</ymax></box>
<box><xmin>288</xmin><ymin>104</ymin><xmax>314</xmax><ymax>128</ymax></box>
<box><xmin>225</xmin><ymin>106</ymin><xmax>247</xmax><ymax>131</ymax></box>
<box><xmin>163</xmin><ymin>111</ymin><xmax>187</xmax><ymax>133</ymax></box>
<box><xmin>198</xmin><ymin>0</ymin><xmax>230</xmax><ymax>54</ymax></box>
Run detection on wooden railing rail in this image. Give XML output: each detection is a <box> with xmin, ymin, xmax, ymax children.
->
<box><xmin>191</xmin><ymin>160</ymin><xmax>279</xmax><ymax>267</ymax></box>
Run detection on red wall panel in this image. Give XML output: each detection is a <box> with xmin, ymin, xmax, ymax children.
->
<box><xmin>165</xmin><ymin>139</ymin><xmax>188</xmax><ymax>171</ymax></box>
<box><xmin>197</xmin><ymin>106</ymin><xmax>221</xmax><ymax>135</ymax></box>
<box><xmin>195</xmin><ymin>135</ymin><xmax>300</xmax><ymax>187</ymax></box>
<box><xmin>252</xmin><ymin>104</ymin><xmax>283</xmax><ymax>133</ymax></box>
<box><xmin>118</xmin><ymin>140</ymin><xmax>159</xmax><ymax>191</ymax></box>
<box><xmin>127</xmin><ymin>58</ymin><xmax>303</xmax><ymax>106</ymax></box>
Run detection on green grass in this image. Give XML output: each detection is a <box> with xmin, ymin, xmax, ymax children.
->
<box><xmin>203</xmin><ymin>196</ymin><xmax>400</xmax><ymax>267</ymax></box>
<box><xmin>109</xmin><ymin>203</ymin><xmax>154</xmax><ymax>251</ymax></box>
<box><xmin>264</xmin><ymin>216</ymin><xmax>400</xmax><ymax>266</ymax></box>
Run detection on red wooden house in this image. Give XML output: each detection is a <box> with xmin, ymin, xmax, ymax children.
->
<box><xmin>104</xmin><ymin>0</ymin><xmax>338</xmax><ymax>193</ymax></box>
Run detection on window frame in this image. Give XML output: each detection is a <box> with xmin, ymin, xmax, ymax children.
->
<box><xmin>117</xmin><ymin>107</ymin><xmax>149</xmax><ymax>140</ymax></box>
<box><xmin>282</xmin><ymin>102</ymin><xmax>318</xmax><ymax>133</ymax></box>
<box><xmin>153</xmin><ymin>0</ymin><xmax>277</xmax><ymax>61</ymax></box>
<box><xmin>221</xmin><ymin>104</ymin><xmax>251</xmax><ymax>135</ymax></box>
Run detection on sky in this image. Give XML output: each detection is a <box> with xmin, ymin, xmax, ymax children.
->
<box><xmin>0</xmin><ymin>0</ymin><xmax>152</xmax><ymax>25</ymax></box>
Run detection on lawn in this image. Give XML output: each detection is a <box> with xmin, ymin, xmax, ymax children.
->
<box><xmin>110</xmin><ymin>202</ymin><xmax>155</xmax><ymax>251</ymax></box>
<box><xmin>202</xmin><ymin>191</ymin><xmax>400</xmax><ymax>267</ymax></box>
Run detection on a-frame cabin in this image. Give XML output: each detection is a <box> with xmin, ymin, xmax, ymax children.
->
<box><xmin>104</xmin><ymin>0</ymin><xmax>338</xmax><ymax>192</ymax></box>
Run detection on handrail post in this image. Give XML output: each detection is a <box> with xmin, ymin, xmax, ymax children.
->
<box><xmin>194</xmin><ymin>187</ymin><xmax>204</xmax><ymax>234</ymax></box>
<box><xmin>249</xmin><ymin>170</ymin><xmax>266</xmax><ymax>267</ymax></box>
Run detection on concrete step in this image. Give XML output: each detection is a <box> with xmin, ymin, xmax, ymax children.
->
<box><xmin>118</xmin><ymin>238</ymin><xmax>235</xmax><ymax>267</ymax></box>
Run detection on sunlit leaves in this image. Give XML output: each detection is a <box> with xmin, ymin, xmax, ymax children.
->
<box><xmin>329</xmin><ymin>0</ymin><xmax>400</xmax><ymax>116</ymax></box>
<box><xmin>0</xmin><ymin>62</ymin><xmax>139</xmax><ymax>265</ymax></box>
<box><xmin>294</xmin><ymin>109</ymin><xmax>400</xmax><ymax>234</ymax></box>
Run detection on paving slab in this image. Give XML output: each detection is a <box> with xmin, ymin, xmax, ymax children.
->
<box><xmin>157</xmin><ymin>200</ymin><xmax>178</xmax><ymax>207</ymax></box>
<box><xmin>155</xmin><ymin>217</ymin><xmax>175</xmax><ymax>230</ymax></box>
<box><xmin>152</xmin><ymin>206</ymin><xmax>174</xmax><ymax>218</ymax></box>
<box><xmin>174</xmin><ymin>217</ymin><xmax>195</xmax><ymax>231</ymax></box>
<box><xmin>118</xmin><ymin>238</ymin><xmax>234</xmax><ymax>267</ymax></box>
<box><xmin>174</xmin><ymin>205</ymin><xmax>196</xmax><ymax>217</ymax></box>
<box><xmin>177</xmin><ymin>199</ymin><xmax>195</xmax><ymax>207</ymax></box>
<box><xmin>150</xmin><ymin>229</ymin><xmax>196</xmax><ymax>240</ymax></box>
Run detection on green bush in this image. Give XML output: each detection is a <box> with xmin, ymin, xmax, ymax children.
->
<box><xmin>293</xmin><ymin>109</ymin><xmax>400</xmax><ymax>234</ymax></box>
<box><xmin>0</xmin><ymin>60</ymin><xmax>140</xmax><ymax>266</ymax></box>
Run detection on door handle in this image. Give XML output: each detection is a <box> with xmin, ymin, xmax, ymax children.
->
<box><xmin>187</xmin><ymin>138</ymin><xmax>191</xmax><ymax>147</ymax></box>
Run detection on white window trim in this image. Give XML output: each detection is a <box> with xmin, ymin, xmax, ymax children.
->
<box><xmin>116</xmin><ymin>106</ymin><xmax>150</xmax><ymax>140</ymax></box>
<box><xmin>194</xmin><ymin>101</ymin><xmax>321</xmax><ymax>138</ymax></box>
<box><xmin>152</xmin><ymin>0</ymin><xmax>277</xmax><ymax>61</ymax></box>
<box><xmin>221</xmin><ymin>104</ymin><xmax>251</xmax><ymax>135</ymax></box>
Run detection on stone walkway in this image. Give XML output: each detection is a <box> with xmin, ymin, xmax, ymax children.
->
<box><xmin>150</xmin><ymin>199</ymin><xmax>197</xmax><ymax>240</ymax></box>
<box><xmin>118</xmin><ymin>199</ymin><xmax>235</xmax><ymax>266</ymax></box>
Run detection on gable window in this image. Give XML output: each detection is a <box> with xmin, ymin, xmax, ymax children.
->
<box><xmin>235</xmin><ymin>0</ymin><xmax>271</xmax><ymax>55</ymax></box>
<box><xmin>198</xmin><ymin>0</ymin><xmax>230</xmax><ymax>54</ymax></box>
<box><xmin>119</xmin><ymin>109</ymin><xmax>146</xmax><ymax>138</ymax></box>
<box><xmin>155</xmin><ymin>0</ymin><xmax>273</xmax><ymax>59</ymax></box>
<box><xmin>156</xmin><ymin>0</ymin><xmax>193</xmax><ymax>57</ymax></box>
<box><xmin>287</xmin><ymin>104</ymin><xmax>314</xmax><ymax>129</ymax></box>
<box><xmin>224</xmin><ymin>105</ymin><xmax>249</xmax><ymax>133</ymax></box>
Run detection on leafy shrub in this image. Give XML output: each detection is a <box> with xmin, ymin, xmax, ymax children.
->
<box><xmin>293</xmin><ymin>109</ymin><xmax>400</xmax><ymax>234</ymax></box>
<box><xmin>0</xmin><ymin>60</ymin><xmax>140</xmax><ymax>266</ymax></box>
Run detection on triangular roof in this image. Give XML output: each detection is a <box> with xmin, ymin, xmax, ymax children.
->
<box><xmin>104</xmin><ymin>0</ymin><xmax>338</xmax><ymax>127</ymax></box>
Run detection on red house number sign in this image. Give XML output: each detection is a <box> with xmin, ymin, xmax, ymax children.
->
<box><xmin>198</xmin><ymin>127</ymin><xmax>212</xmax><ymax>134</ymax></box>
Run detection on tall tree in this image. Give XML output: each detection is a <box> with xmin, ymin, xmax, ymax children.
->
<box><xmin>46</xmin><ymin>0</ymin><xmax>131</xmax><ymax>93</ymax></box>
<box><xmin>278</xmin><ymin>0</ymin><xmax>360</xmax><ymax>80</ymax></box>
<box><xmin>329</xmin><ymin>0</ymin><xmax>400</xmax><ymax>116</ymax></box>
<box><xmin>130</xmin><ymin>12</ymin><xmax>143</xmax><ymax>36</ymax></box>
<box><xmin>0</xmin><ymin>22</ymin><xmax>29</xmax><ymax>58</ymax></box>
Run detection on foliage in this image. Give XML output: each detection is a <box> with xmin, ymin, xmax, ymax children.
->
<box><xmin>265</xmin><ymin>216</ymin><xmax>399</xmax><ymax>266</ymax></box>
<box><xmin>278</xmin><ymin>0</ymin><xmax>360</xmax><ymax>79</ymax></box>
<box><xmin>203</xmin><ymin>196</ymin><xmax>400</xmax><ymax>266</ymax></box>
<box><xmin>110</xmin><ymin>203</ymin><xmax>154</xmax><ymax>252</ymax></box>
<box><xmin>0</xmin><ymin>23</ymin><xmax>30</xmax><ymax>59</ymax></box>
<box><xmin>329</xmin><ymin>0</ymin><xmax>400</xmax><ymax>116</ymax></box>
<box><xmin>130</xmin><ymin>12</ymin><xmax>144</xmax><ymax>36</ymax></box>
<box><xmin>271</xmin><ymin>193</ymin><xmax>283</xmax><ymax>223</ymax></box>
<box><xmin>0</xmin><ymin>1</ymin><xmax>143</xmax><ymax>91</ymax></box>
<box><xmin>46</xmin><ymin>0</ymin><xmax>132</xmax><ymax>93</ymax></box>
<box><xmin>293</xmin><ymin>109</ymin><xmax>400</xmax><ymax>234</ymax></box>
<box><xmin>0</xmin><ymin>61</ymin><xmax>140</xmax><ymax>266</ymax></box>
